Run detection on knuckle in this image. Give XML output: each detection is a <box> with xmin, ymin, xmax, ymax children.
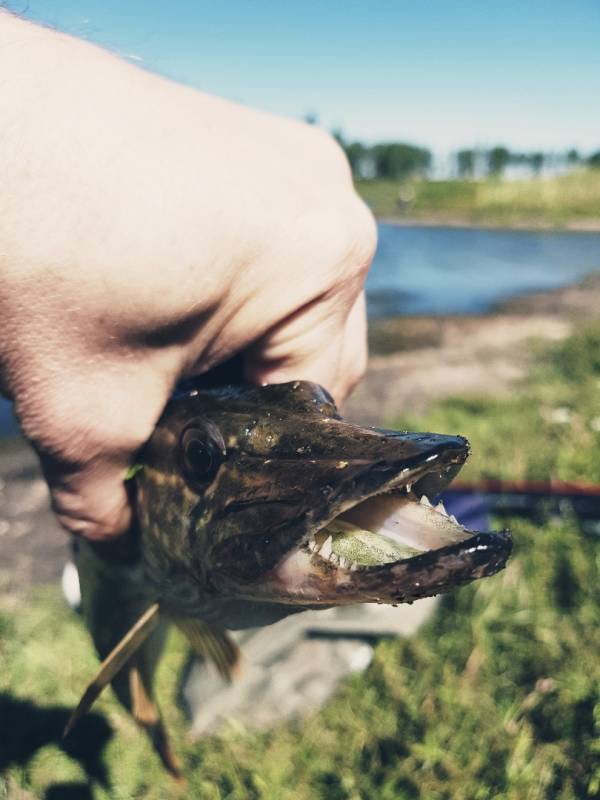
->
<box><xmin>301</xmin><ymin>124</ymin><xmax>352</xmax><ymax>176</ymax></box>
<box><xmin>52</xmin><ymin>497</ymin><xmax>128</xmax><ymax>540</ymax></box>
<box><xmin>15</xmin><ymin>392</ymin><xmax>94</xmax><ymax>467</ymax></box>
<box><xmin>14</xmin><ymin>378</ymin><xmax>147</xmax><ymax>468</ymax></box>
<box><xmin>324</xmin><ymin>198</ymin><xmax>378</xmax><ymax>285</ymax></box>
<box><xmin>348</xmin><ymin>199</ymin><xmax>378</xmax><ymax>276</ymax></box>
<box><xmin>53</xmin><ymin>501</ymin><xmax>125</xmax><ymax>540</ymax></box>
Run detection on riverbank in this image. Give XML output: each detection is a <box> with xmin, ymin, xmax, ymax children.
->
<box><xmin>345</xmin><ymin>273</ymin><xmax>600</xmax><ymax>426</ymax></box>
<box><xmin>377</xmin><ymin>216</ymin><xmax>600</xmax><ymax>233</ymax></box>
<box><xmin>356</xmin><ymin>169</ymin><xmax>600</xmax><ymax>231</ymax></box>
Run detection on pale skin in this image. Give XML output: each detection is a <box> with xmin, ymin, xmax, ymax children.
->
<box><xmin>0</xmin><ymin>12</ymin><xmax>377</xmax><ymax>540</ymax></box>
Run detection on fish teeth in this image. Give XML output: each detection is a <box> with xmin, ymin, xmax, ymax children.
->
<box><xmin>449</xmin><ymin>514</ymin><xmax>459</xmax><ymax>525</ymax></box>
<box><xmin>435</xmin><ymin>500</ymin><xmax>448</xmax><ymax>517</ymax></box>
<box><xmin>419</xmin><ymin>494</ymin><xmax>432</xmax><ymax>507</ymax></box>
<box><xmin>320</xmin><ymin>536</ymin><xmax>333</xmax><ymax>559</ymax></box>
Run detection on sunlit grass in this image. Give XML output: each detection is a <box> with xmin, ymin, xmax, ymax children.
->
<box><xmin>2</xmin><ymin>326</ymin><xmax>600</xmax><ymax>799</ymax></box>
<box><xmin>357</xmin><ymin>169</ymin><xmax>600</xmax><ymax>227</ymax></box>
<box><xmin>392</xmin><ymin>325</ymin><xmax>600</xmax><ymax>485</ymax></box>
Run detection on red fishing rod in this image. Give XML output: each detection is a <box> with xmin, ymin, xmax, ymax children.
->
<box><xmin>442</xmin><ymin>478</ymin><xmax>600</xmax><ymax>529</ymax></box>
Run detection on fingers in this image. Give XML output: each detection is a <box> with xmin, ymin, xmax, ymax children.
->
<box><xmin>13</xmin><ymin>369</ymin><xmax>168</xmax><ymax>541</ymax></box>
<box><xmin>40</xmin><ymin>452</ymin><xmax>133</xmax><ymax>540</ymax></box>
<box><xmin>244</xmin><ymin>288</ymin><xmax>369</xmax><ymax>407</ymax></box>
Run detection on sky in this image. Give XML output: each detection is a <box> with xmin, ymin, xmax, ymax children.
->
<box><xmin>11</xmin><ymin>0</ymin><xmax>600</xmax><ymax>157</ymax></box>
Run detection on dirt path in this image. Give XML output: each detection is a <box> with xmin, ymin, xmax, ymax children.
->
<box><xmin>344</xmin><ymin>313</ymin><xmax>569</xmax><ymax>425</ymax></box>
<box><xmin>0</xmin><ymin>446</ymin><xmax>68</xmax><ymax>594</ymax></box>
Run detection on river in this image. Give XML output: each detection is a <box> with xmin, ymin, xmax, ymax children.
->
<box><xmin>367</xmin><ymin>223</ymin><xmax>600</xmax><ymax>317</ymax></box>
<box><xmin>2</xmin><ymin>223</ymin><xmax>599</xmax><ymax>437</ymax></box>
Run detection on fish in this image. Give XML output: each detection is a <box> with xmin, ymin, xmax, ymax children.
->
<box><xmin>66</xmin><ymin>379</ymin><xmax>512</xmax><ymax>777</ymax></box>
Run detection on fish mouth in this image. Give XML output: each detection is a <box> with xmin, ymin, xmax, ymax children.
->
<box><xmin>263</xmin><ymin>437</ymin><xmax>512</xmax><ymax>606</ymax></box>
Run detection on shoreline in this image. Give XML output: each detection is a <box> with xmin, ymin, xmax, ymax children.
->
<box><xmin>366</xmin><ymin>271</ymin><xmax>600</xmax><ymax>356</ymax></box>
<box><xmin>376</xmin><ymin>215</ymin><xmax>600</xmax><ymax>233</ymax></box>
<box><xmin>345</xmin><ymin>273</ymin><xmax>600</xmax><ymax>426</ymax></box>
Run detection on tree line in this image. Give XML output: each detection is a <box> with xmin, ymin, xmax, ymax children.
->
<box><xmin>333</xmin><ymin>132</ymin><xmax>600</xmax><ymax>180</ymax></box>
<box><xmin>333</xmin><ymin>134</ymin><xmax>431</xmax><ymax>181</ymax></box>
<box><xmin>455</xmin><ymin>147</ymin><xmax>593</xmax><ymax>177</ymax></box>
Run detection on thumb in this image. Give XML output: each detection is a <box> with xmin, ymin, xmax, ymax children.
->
<box><xmin>244</xmin><ymin>291</ymin><xmax>368</xmax><ymax>405</ymax></box>
<box><xmin>243</xmin><ymin>305</ymin><xmax>346</xmax><ymax>402</ymax></box>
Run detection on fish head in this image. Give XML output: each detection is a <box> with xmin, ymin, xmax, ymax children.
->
<box><xmin>137</xmin><ymin>380</ymin><xmax>511</xmax><ymax>616</ymax></box>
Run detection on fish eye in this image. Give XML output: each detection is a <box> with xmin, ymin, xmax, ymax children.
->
<box><xmin>180</xmin><ymin>421</ymin><xmax>225</xmax><ymax>488</ymax></box>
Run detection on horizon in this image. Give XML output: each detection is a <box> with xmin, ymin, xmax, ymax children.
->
<box><xmin>10</xmin><ymin>0</ymin><xmax>600</xmax><ymax>157</ymax></box>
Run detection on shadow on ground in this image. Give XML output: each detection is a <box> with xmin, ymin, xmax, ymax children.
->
<box><xmin>0</xmin><ymin>693</ymin><xmax>113</xmax><ymax>798</ymax></box>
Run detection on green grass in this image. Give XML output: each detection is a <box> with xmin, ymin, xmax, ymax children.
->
<box><xmin>357</xmin><ymin>169</ymin><xmax>600</xmax><ymax>228</ymax></box>
<box><xmin>392</xmin><ymin>325</ymin><xmax>600</xmax><ymax>485</ymax></box>
<box><xmin>2</xmin><ymin>326</ymin><xmax>600</xmax><ymax>799</ymax></box>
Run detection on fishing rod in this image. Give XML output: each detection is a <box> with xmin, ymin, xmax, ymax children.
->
<box><xmin>442</xmin><ymin>478</ymin><xmax>600</xmax><ymax>524</ymax></box>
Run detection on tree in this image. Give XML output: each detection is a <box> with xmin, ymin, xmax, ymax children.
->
<box><xmin>342</xmin><ymin>142</ymin><xmax>372</xmax><ymax>178</ymax></box>
<box><xmin>370</xmin><ymin>142</ymin><xmax>431</xmax><ymax>180</ymax></box>
<box><xmin>588</xmin><ymin>150</ymin><xmax>600</xmax><ymax>168</ymax></box>
<box><xmin>331</xmin><ymin>129</ymin><xmax>345</xmax><ymax>147</ymax></box>
<box><xmin>529</xmin><ymin>152</ymin><xmax>544</xmax><ymax>175</ymax></box>
<box><xmin>487</xmin><ymin>146</ymin><xmax>511</xmax><ymax>176</ymax></box>
<box><xmin>456</xmin><ymin>149</ymin><xmax>475</xmax><ymax>177</ymax></box>
<box><xmin>566</xmin><ymin>148</ymin><xmax>580</xmax><ymax>165</ymax></box>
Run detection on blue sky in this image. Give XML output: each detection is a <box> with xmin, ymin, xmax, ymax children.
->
<box><xmin>14</xmin><ymin>0</ymin><xmax>600</xmax><ymax>156</ymax></box>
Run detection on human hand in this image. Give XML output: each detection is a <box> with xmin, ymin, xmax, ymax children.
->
<box><xmin>0</xmin><ymin>13</ymin><xmax>376</xmax><ymax>540</ymax></box>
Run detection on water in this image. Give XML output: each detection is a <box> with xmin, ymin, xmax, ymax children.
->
<box><xmin>2</xmin><ymin>224</ymin><xmax>599</xmax><ymax>437</ymax></box>
<box><xmin>367</xmin><ymin>224</ymin><xmax>600</xmax><ymax>317</ymax></box>
<box><xmin>0</xmin><ymin>400</ymin><xmax>19</xmax><ymax>439</ymax></box>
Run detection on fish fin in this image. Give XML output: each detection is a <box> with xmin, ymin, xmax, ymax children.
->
<box><xmin>63</xmin><ymin>602</ymin><xmax>161</xmax><ymax>737</ymax></box>
<box><xmin>129</xmin><ymin>665</ymin><xmax>183</xmax><ymax>782</ymax></box>
<box><xmin>174</xmin><ymin>618</ymin><xmax>241</xmax><ymax>682</ymax></box>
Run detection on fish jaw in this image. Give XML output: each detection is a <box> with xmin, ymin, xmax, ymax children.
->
<box><xmin>137</xmin><ymin>380</ymin><xmax>512</xmax><ymax>616</ymax></box>
<box><xmin>207</xmin><ymin>430</ymin><xmax>512</xmax><ymax>607</ymax></box>
<box><xmin>253</xmin><ymin>529</ymin><xmax>512</xmax><ymax>606</ymax></box>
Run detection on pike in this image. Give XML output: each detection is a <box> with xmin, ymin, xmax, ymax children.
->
<box><xmin>66</xmin><ymin>380</ymin><xmax>512</xmax><ymax>777</ymax></box>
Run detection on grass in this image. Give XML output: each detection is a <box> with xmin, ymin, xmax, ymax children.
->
<box><xmin>393</xmin><ymin>326</ymin><xmax>600</xmax><ymax>485</ymax></box>
<box><xmin>2</xmin><ymin>325</ymin><xmax>600</xmax><ymax>799</ymax></box>
<box><xmin>357</xmin><ymin>169</ymin><xmax>600</xmax><ymax>228</ymax></box>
